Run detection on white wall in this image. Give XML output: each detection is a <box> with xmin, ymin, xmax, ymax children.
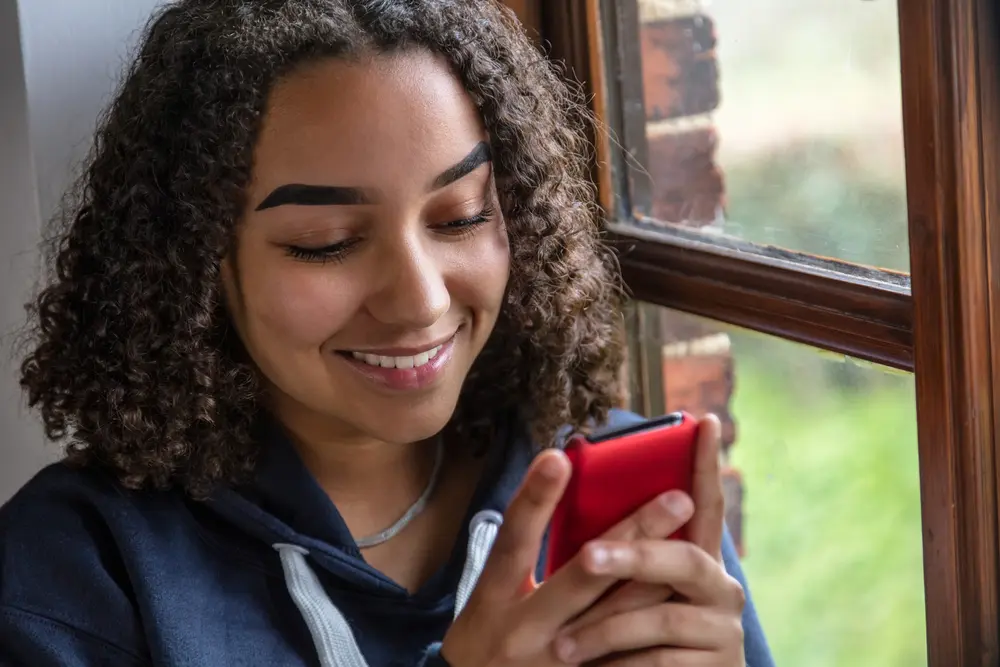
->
<box><xmin>0</xmin><ymin>0</ymin><xmax>45</xmax><ymax>503</ymax></box>
<box><xmin>0</xmin><ymin>0</ymin><xmax>165</xmax><ymax>502</ymax></box>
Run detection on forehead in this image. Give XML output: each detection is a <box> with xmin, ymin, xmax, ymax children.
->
<box><xmin>252</xmin><ymin>50</ymin><xmax>486</xmax><ymax>189</ymax></box>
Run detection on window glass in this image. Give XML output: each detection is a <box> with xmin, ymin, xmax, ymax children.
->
<box><xmin>633</xmin><ymin>0</ymin><xmax>909</xmax><ymax>272</ymax></box>
<box><xmin>627</xmin><ymin>303</ymin><xmax>925</xmax><ymax>666</ymax></box>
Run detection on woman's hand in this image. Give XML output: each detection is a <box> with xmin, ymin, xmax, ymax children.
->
<box><xmin>440</xmin><ymin>449</ymin><xmax>697</xmax><ymax>667</ymax></box>
<box><xmin>552</xmin><ymin>415</ymin><xmax>747</xmax><ymax>666</ymax></box>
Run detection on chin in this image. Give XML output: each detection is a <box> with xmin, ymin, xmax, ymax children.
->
<box><xmin>355</xmin><ymin>409</ymin><xmax>455</xmax><ymax>445</ymax></box>
<box><xmin>338</xmin><ymin>387</ymin><xmax>462</xmax><ymax>444</ymax></box>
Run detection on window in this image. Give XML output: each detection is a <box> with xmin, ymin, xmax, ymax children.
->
<box><xmin>511</xmin><ymin>0</ymin><xmax>1000</xmax><ymax>664</ymax></box>
<box><xmin>629</xmin><ymin>303</ymin><xmax>924</xmax><ymax>665</ymax></box>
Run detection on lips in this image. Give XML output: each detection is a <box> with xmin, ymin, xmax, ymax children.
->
<box><xmin>335</xmin><ymin>332</ymin><xmax>458</xmax><ymax>392</ymax></box>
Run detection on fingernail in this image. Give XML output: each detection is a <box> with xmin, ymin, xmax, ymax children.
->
<box><xmin>535</xmin><ymin>454</ymin><xmax>563</xmax><ymax>480</ymax></box>
<box><xmin>661</xmin><ymin>491</ymin><xmax>693</xmax><ymax>517</ymax></box>
<box><xmin>585</xmin><ymin>544</ymin><xmax>609</xmax><ymax>572</ymax></box>
<box><xmin>554</xmin><ymin>635</ymin><xmax>577</xmax><ymax>662</ymax></box>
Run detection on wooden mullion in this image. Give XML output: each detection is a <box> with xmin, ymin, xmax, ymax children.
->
<box><xmin>986</xmin><ymin>5</ymin><xmax>1000</xmax><ymax>617</ymax></box>
<box><xmin>603</xmin><ymin>0</ymin><xmax>652</xmax><ymax>218</ymax></box>
<box><xmin>584</xmin><ymin>0</ymin><xmax>614</xmax><ymax>216</ymax></box>
<box><xmin>607</xmin><ymin>222</ymin><xmax>914</xmax><ymax>371</ymax></box>
<box><xmin>900</xmin><ymin>0</ymin><xmax>1000</xmax><ymax>664</ymax></box>
<box><xmin>502</xmin><ymin>0</ymin><xmax>543</xmax><ymax>42</ymax></box>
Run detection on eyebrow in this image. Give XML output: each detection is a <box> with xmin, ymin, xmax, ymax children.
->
<box><xmin>431</xmin><ymin>141</ymin><xmax>492</xmax><ymax>190</ymax></box>
<box><xmin>254</xmin><ymin>141</ymin><xmax>492</xmax><ymax>212</ymax></box>
<box><xmin>254</xmin><ymin>184</ymin><xmax>370</xmax><ymax>210</ymax></box>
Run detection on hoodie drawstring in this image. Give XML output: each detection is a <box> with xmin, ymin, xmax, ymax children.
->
<box><xmin>273</xmin><ymin>509</ymin><xmax>503</xmax><ymax>667</ymax></box>
<box><xmin>454</xmin><ymin>510</ymin><xmax>501</xmax><ymax>616</ymax></box>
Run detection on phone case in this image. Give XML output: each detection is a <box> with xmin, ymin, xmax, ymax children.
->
<box><xmin>544</xmin><ymin>411</ymin><xmax>699</xmax><ymax>577</ymax></box>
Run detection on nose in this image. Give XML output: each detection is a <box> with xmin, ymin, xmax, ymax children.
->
<box><xmin>366</xmin><ymin>237</ymin><xmax>450</xmax><ymax>329</ymax></box>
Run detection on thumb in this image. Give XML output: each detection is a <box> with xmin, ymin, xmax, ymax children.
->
<box><xmin>688</xmin><ymin>413</ymin><xmax>725</xmax><ymax>560</ymax></box>
<box><xmin>469</xmin><ymin>449</ymin><xmax>571</xmax><ymax>605</ymax></box>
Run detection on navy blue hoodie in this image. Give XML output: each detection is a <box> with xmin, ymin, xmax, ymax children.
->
<box><xmin>0</xmin><ymin>409</ymin><xmax>774</xmax><ymax>666</ymax></box>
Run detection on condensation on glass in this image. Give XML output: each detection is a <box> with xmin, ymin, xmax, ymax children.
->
<box><xmin>626</xmin><ymin>303</ymin><xmax>925</xmax><ymax>667</ymax></box>
<box><xmin>635</xmin><ymin>0</ymin><xmax>909</xmax><ymax>272</ymax></box>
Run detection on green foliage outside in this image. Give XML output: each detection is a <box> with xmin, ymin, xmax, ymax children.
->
<box><xmin>726</xmin><ymin>333</ymin><xmax>925</xmax><ymax>667</ymax></box>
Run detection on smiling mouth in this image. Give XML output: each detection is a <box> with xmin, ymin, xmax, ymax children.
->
<box><xmin>344</xmin><ymin>344</ymin><xmax>444</xmax><ymax>370</ymax></box>
<box><xmin>334</xmin><ymin>332</ymin><xmax>459</xmax><ymax>392</ymax></box>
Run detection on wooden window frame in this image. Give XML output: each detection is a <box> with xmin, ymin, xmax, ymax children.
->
<box><xmin>512</xmin><ymin>0</ymin><xmax>1000</xmax><ymax>664</ymax></box>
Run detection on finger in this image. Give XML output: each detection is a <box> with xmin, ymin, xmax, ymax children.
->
<box><xmin>565</xmin><ymin>489</ymin><xmax>698</xmax><ymax>632</ymax></box>
<box><xmin>688</xmin><ymin>415</ymin><xmax>725</xmax><ymax>560</ymax></box>
<box><xmin>593</xmin><ymin>647</ymin><xmax>736</xmax><ymax>667</ymax></box>
<box><xmin>572</xmin><ymin>418</ymin><xmax>722</xmax><ymax>633</ymax></box>
<box><xmin>523</xmin><ymin>490</ymin><xmax>694</xmax><ymax>634</ymax></box>
<box><xmin>472</xmin><ymin>449</ymin><xmax>571</xmax><ymax>601</ymax></box>
<box><xmin>601</xmin><ymin>489</ymin><xmax>694</xmax><ymax>542</ymax></box>
<box><xmin>564</xmin><ymin>581</ymin><xmax>674</xmax><ymax>635</ymax></box>
<box><xmin>555</xmin><ymin>603</ymin><xmax>740</xmax><ymax>663</ymax></box>
<box><xmin>579</xmin><ymin>539</ymin><xmax>745</xmax><ymax>608</ymax></box>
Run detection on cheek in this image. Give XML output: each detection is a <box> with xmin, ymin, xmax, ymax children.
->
<box><xmin>242</xmin><ymin>264</ymin><xmax>360</xmax><ymax>348</ymax></box>
<box><xmin>453</xmin><ymin>221</ymin><xmax>511</xmax><ymax>311</ymax></box>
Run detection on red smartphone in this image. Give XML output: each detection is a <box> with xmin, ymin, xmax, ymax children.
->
<box><xmin>544</xmin><ymin>411</ymin><xmax>699</xmax><ymax>577</ymax></box>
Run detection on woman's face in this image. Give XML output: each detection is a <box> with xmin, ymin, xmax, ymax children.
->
<box><xmin>223</xmin><ymin>50</ymin><xmax>510</xmax><ymax>445</ymax></box>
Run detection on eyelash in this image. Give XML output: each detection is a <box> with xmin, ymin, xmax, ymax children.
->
<box><xmin>437</xmin><ymin>204</ymin><xmax>495</xmax><ymax>238</ymax></box>
<box><xmin>284</xmin><ymin>205</ymin><xmax>495</xmax><ymax>264</ymax></box>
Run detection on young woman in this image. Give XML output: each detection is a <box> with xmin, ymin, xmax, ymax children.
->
<box><xmin>0</xmin><ymin>1</ymin><xmax>773</xmax><ymax>665</ymax></box>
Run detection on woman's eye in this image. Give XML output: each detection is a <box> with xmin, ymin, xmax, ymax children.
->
<box><xmin>283</xmin><ymin>207</ymin><xmax>494</xmax><ymax>262</ymax></box>
<box><xmin>437</xmin><ymin>205</ymin><xmax>495</xmax><ymax>236</ymax></box>
<box><xmin>284</xmin><ymin>238</ymin><xmax>359</xmax><ymax>264</ymax></box>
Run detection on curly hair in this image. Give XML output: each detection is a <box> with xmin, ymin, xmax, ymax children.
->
<box><xmin>19</xmin><ymin>0</ymin><xmax>624</xmax><ymax>496</ymax></box>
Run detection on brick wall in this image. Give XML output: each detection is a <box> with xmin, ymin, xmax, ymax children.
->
<box><xmin>640</xmin><ymin>2</ymin><xmax>723</xmax><ymax>227</ymax></box>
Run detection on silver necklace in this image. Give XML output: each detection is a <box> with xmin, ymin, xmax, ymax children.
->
<box><xmin>354</xmin><ymin>439</ymin><xmax>444</xmax><ymax>549</ymax></box>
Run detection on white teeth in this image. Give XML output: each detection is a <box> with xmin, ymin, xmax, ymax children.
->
<box><xmin>349</xmin><ymin>344</ymin><xmax>444</xmax><ymax>370</ymax></box>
